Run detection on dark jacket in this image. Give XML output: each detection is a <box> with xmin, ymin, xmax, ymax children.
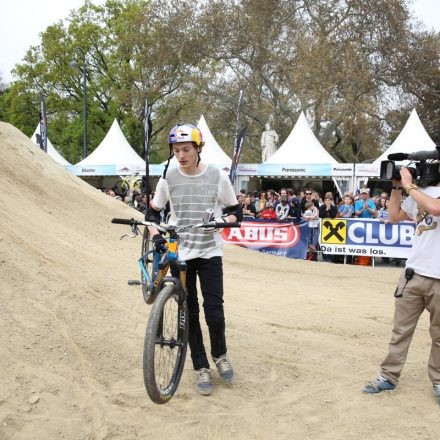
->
<box><xmin>319</xmin><ymin>204</ymin><xmax>337</xmax><ymax>219</ymax></box>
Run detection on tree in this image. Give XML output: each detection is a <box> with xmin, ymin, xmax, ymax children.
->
<box><xmin>2</xmin><ymin>0</ymin><xmax>439</xmax><ymax>165</ymax></box>
<box><xmin>194</xmin><ymin>0</ymin><xmax>440</xmax><ymax>162</ymax></box>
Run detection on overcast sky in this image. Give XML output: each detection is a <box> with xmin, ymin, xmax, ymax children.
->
<box><xmin>1</xmin><ymin>0</ymin><xmax>439</xmax><ymax>84</ymax></box>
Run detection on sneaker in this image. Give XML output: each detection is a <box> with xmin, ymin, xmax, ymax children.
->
<box><xmin>213</xmin><ymin>354</ymin><xmax>234</xmax><ymax>383</ymax></box>
<box><xmin>433</xmin><ymin>384</ymin><xmax>440</xmax><ymax>405</ymax></box>
<box><xmin>362</xmin><ymin>374</ymin><xmax>396</xmax><ymax>394</ymax></box>
<box><xmin>195</xmin><ymin>368</ymin><xmax>213</xmax><ymax>396</ymax></box>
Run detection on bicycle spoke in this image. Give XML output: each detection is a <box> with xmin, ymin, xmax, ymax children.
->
<box><xmin>153</xmin><ymin>293</ymin><xmax>181</xmax><ymax>391</ymax></box>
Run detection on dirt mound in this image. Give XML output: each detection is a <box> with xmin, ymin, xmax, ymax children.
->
<box><xmin>0</xmin><ymin>122</ymin><xmax>438</xmax><ymax>439</ymax></box>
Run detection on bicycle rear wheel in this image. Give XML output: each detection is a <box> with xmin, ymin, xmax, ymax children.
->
<box><xmin>143</xmin><ymin>283</ymin><xmax>188</xmax><ymax>404</ymax></box>
<box><xmin>141</xmin><ymin>227</ymin><xmax>156</xmax><ymax>304</ymax></box>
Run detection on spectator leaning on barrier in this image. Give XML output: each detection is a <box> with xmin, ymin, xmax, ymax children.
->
<box><xmin>302</xmin><ymin>200</ymin><xmax>320</xmax><ymax>253</ymax></box>
<box><xmin>287</xmin><ymin>188</ymin><xmax>295</xmax><ymax>203</ymax></box>
<box><xmin>242</xmin><ymin>195</ymin><xmax>257</xmax><ymax>218</ymax></box>
<box><xmin>319</xmin><ymin>194</ymin><xmax>337</xmax><ymax>262</ymax></box>
<box><xmin>363</xmin><ymin>166</ymin><xmax>440</xmax><ymax>406</ymax></box>
<box><xmin>267</xmin><ymin>190</ymin><xmax>277</xmax><ymax>206</ymax></box>
<box><xmin>378</xmin><ymin>198</ymin><xmax>390</xmax><ymax>223</ymax></box>
<box><xmin>276</xmin><ymin>188</ymin><xmax>288</xmax><ymax>205</ymax></box>
<box><xmin>275</xmin><ymin>195</ymin><xmax>292</xmax><ymax>220</ymax></box>
<box><xmin>300</xmin><ymin>189</ymin><xmax>319</xmax><ymax>213</ymax></box>
<box><xmin>105</xmin><ymin>187</ymin><xmax>116</xmax><ymax>197</ymax></box>
<box><xmin>338</xmin><ymin>194</ymin><xmax>355</xmax><ymax>218</ymax></box>
<box><xmin>290</xmin><ymin>196</ymin><xmax>302</xmax><ymax>221</ymax></box>
<box><xmin>138</xmin><ymin>193</ymin><xmax>149</xmax><ymax>214</ymax></box>
<box><xmin>319</xmin><ymin>194</ymin><xmax>337</xmax><ymax>219</ymax></box>
<box><xmin>260</xmin><ymin>203</ymin><xmax>277</xmax><ymax>219</ymax></box>
<box><xmin>256</xmin><ymin>191</ymin><xmax>267</xmax><ymax>216</ymax></box>
<box><xmin>355</xmin><ymin>188</ymin><xmax>377</xmax><ymax>218</ymax></box>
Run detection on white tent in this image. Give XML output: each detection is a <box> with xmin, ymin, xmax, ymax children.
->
<box><xmin>264</xmin><ymin>111</ymin><xmax>337</xmax><ymax>164</ymax></box>
<box><xmin>31</xmin><ymin>124</ymin><xmax>71</xmax><ymax>166</ymax></box>
<box><xmin>75</xmin><ymin>119</ymin><xmax>145</xmax><ymax>173</ymax></box>
<box><xmin>373</xmin><ymin>109</ymin><xmax>436</xmax><ymax>165</ymax></box>
<box><xmin>167</xmin><ymin>115</ymin><xmax>232</xmax><ymax>167</ymax></box>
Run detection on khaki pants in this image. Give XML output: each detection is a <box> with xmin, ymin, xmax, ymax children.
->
<box><xmin>381</xmin><ymin>271</ymin><xmax>440</xmax><ymax>385</ymax></box>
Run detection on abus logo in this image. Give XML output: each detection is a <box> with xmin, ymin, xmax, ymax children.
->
<box><xmin>222</xmin><ymin>221</ymin><xmax>300</xmax><ymax>247</ymax></box>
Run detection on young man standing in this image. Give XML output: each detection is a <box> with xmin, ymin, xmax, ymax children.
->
<box><xmin>145</xmin><ymin>123</ymin><xmax>242</xmax><ymax>396</ymax></box>
<box><xmin>362</xmin><ymin>167</ymin><xmax>440</xmax><ymax>405</ymax></box>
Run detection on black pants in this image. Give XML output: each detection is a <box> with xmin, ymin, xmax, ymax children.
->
<box><xmin>185</xmin><ymin>256</ymin><xmax>226</xmax><ymax>370</ymax></box>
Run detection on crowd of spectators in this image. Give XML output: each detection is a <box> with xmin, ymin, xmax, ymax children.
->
<box><xmin>235</xmin><ymin>187</ymin><xmax>393</xmax><ymax>221</ymax></box>
<box><xmin>235</xmin><ymin>186</ymin><xmax>401</xmax><ymax>265</ymax></box>
<box><xmin>104</xmin><ymin>186</ymin><xmax>154</xmax><ymax>214</ymax></box>
<box><xmin>104</xmin><ymin>183</ymin><xmax>400</xmax><ymax>265</ymax></box>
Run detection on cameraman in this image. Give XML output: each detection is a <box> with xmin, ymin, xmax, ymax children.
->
<box><xmin>363</xmin><ymin>167</ymin><xmax>440</xmax><ymax>405</ymax></box>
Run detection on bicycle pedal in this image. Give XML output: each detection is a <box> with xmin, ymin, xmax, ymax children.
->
<box><xmin>128</xmin><ymin>280</ymin><xmax>141</xmax><ymax>286</ymax></box>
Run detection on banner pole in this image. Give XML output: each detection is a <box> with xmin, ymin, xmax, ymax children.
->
<box><xmin>39</xmin><ymin>94</ymin><xmax>47</xmax><ymax>153</ymax></box>
<box><xmin>144</xmin><ymin>98</ymin><xmax>152</xmax><ymax>205</ymax></box>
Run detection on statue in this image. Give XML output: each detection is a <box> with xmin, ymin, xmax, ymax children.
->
<box><xmin>261</xmin><ymin>122</ymin><xmax>279</xmax><ymax>162</ymax></box>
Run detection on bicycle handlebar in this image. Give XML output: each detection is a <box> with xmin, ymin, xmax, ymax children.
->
<box><xmin>111</xmin><ymin>218</ymin><xmax>241</xmax><ymax>231</ymax></box>
<box><xmin>111</xmin><ymin>218</ymin><xmax>136</xmax><ymax>225</ymax></box>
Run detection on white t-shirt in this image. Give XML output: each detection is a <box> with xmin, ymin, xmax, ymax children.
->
<box><xmin>153</xmin><ymin>164</ymin><xmax>237</xmax><ymax>261</ymax></box>
<box><xmin>303</xmin><ymin>206</ymin><xmax>319</xmax><ymax>227</ymax></box>
<box><xmin>402</xmin><ymin>185</ymin><xmax>440</xmax><ymax>279</ymax></box>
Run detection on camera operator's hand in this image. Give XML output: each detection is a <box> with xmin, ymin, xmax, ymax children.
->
<box><xmin>399</xmin><ymin>167</ymin><xmax>413</xmax><ymax>189</ymax></box>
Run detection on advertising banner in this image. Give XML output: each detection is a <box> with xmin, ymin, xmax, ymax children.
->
<box><xmin>257</xmin><ymin>163</ymin><xmax>333</xmax><ymax>177</ymax></box>
<box><xmin>331</xmin><ymin>164</ymin><xmax>354</xmax><ymax>176</ymax></box>
<box><xmin>221</xmin><ymin>219</ymin><xmax>309</xmax><ymax>259</ymax></box>
<box><xmin>319</xmin><ymin>218</ymin><xmax>415</xmax><ymax>258</ymax></box>
<box><xmin>355</xmin><ymin>163</ymin><xmax>380</xmax><ymax>177</ymax></box>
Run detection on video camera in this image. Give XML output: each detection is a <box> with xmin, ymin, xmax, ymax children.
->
<box><xmin>380</xmin><ymin>146</ymin><xmax>440</xmax><ymax>187</ymax></box>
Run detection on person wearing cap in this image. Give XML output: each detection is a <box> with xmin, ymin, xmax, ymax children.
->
<box><xmin>355</xmin><ymin>188</ymin><xmax>377</xmax><ymax>218</ymax></box>
<box><xmin>145</xmin><ymin>123</ymin><xmax>242</xmax><ymax>396</ymax></box>
<box><xmin>260</xmin><ymin>203</ymin><xmax>277</xmax><ymax>219</ymax></box>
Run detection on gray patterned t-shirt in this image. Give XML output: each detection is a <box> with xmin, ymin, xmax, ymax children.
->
<box><xmin>152</xmin><ymin>164</ymin><xmax>237</xmax><ymax>260</ymax></box>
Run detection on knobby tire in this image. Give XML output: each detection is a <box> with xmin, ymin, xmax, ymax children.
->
<box><xmin>143</xmin><ymin>284</ymin><xmax>188</xmax><ymax>404</ymax></box>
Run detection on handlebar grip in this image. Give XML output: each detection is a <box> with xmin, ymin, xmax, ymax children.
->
<box><xmin>217</xmin><ymin>222</ymin><xmax>241</xmax><ymax>228</ymax></box>
<box><xmin>111</xmin><ymin>218</ymin><xmax>134</xmax><ymax>225</ymax></box>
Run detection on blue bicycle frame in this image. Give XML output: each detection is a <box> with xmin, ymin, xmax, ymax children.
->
<box><xmin>138</xmin><ymin>238</ymin><xmax>179</xmax><ymax>289</ymax></box>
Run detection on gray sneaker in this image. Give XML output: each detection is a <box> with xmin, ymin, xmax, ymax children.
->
<box><xmin>433</xmin><ymin>384</ymin><xmax>440</xmax><ymax>405</ymax></box>
<box><xmin>213</xmin><ymin>354</ymin><xmax>234</xmax><ymax>383</ymax></box>
<box><xmin>362</xmin><ymin>374</ymin><xmax>396</xmax><ymax>394</ymax></box>
<box><xmin>195</xmin><ymin>368</ymin><xmax>213</xmax><ymax>396</ymax></box>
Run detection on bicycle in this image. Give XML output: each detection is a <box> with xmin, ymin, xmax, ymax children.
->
<box><xmin>113</xmin><ymin>173</ymin><xmax>143</xmax><ymax>197</ymax></box>
<box><xmin>111</xmin><ymin>216</ymin><xmax>240</xmax><ymax>404</ymax></box>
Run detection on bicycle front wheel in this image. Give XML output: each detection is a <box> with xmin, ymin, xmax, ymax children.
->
<box><xmin>143</xmin><ymin>284</ymin><xmax>188</xmax><ymax>404</ymax></box>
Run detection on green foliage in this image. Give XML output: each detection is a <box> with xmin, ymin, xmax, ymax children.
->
<box><xmin>1</xmin><ymin>0</ymin><xmax>439</xmax><ymax>164</ymax></box>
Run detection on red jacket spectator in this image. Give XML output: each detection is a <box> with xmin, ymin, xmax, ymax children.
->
<box><xmin>260</xmin><ymin>204</ymin><xmax>277</xmax><ymax>219</ymax></box>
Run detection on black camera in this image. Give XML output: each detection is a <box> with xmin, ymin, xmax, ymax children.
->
<box><xmin>380</xmin><ymin>147</ymin><xmax>440</xmax><ymax>187</ymax></box>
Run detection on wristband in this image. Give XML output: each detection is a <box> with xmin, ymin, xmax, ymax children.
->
<box><xmin>392</xmin><ymin>186</ymin><xmax>403</xmax><ymax>190</ymax></box>
<box><xmin>405</xmin><ymin>183</ymin><xmax>418</xmax><ymax>193</ymax></box>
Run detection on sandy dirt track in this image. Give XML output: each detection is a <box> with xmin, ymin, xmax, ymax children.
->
<box><xmin>0</xmin><ymin>122</ymin><xmax>439</xmax><ymax>440</ymax></box>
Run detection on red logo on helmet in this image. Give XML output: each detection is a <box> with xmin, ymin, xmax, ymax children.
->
<box><xmin>221</xmin><ymin>221</ymin><xmax>300</xmax><ymax>247</ymax></box>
